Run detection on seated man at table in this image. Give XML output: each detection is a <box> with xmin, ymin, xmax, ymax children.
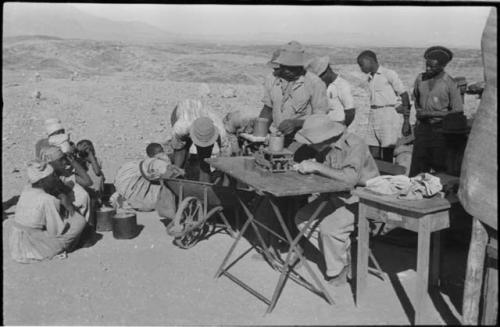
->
<box><xmin>293</xmin><ymin>114</ymin><xmax>379</xmax><ymax>285</ymax></box>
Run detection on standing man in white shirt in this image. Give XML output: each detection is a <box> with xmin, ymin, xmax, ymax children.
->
<box><xmin>306</xmin><ymin>56</ymin><xmax>356</xmax><ymax>126</ymax></box>
<box><xmin>357</xmin><ymin>50</ymin><xmax>411</xmax><ymax>162</ymax></box>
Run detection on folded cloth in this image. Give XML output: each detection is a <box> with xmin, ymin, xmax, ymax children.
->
<box><xmin>365</xmin><ymin>175</ymin><xmax>411</xmax><ymax>195</ymax></box>
<box><xmin>398</xmin><ymin>173</ymin><xmax>443</xmax><ymax>200</ymax></box>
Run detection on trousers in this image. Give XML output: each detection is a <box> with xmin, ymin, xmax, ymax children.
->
<box><xmin>295</xmin><ymin>193</ymin><xmax>357</xmax><ymax>277</ymax></box>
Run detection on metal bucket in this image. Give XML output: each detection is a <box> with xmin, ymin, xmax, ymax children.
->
<box><xmin>268</xmin><ymin>134</ymin><xmax>284</xmax><ymax>152</ymax></box>
<box><xmin>96</xmin><ymin>206</ymin><xmax>115</xmax><ymax>232</ymax></box>
<box><xmin>253</xmin><ymin>118</ymin><xmax>269</xmax><ymax>137</ymax></box>
<box><xmin>112</xmin><ymin>211</ymin><xmax>138</xmax><ymax>239</ymax></box>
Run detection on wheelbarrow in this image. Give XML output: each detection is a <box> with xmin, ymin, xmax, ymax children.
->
<box><xmin>161</xmin><ymin>178</ymin><xmax>255</xmax><ymax>249</ymax></box>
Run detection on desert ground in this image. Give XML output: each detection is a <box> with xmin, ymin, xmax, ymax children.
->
<box><xmin>2</xmin><ymin>36</ymin><xmax>483</xmax><ymax>325</ymax></box>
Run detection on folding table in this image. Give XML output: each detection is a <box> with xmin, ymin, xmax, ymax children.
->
<box><xmin>206</xmin><ymin>156</ymin><xmax>351</xmax><ymax>313</ymax></box>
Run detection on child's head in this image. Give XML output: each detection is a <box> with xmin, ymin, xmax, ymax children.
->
<box><xmin>146</xmin><ymin>143</ymin><xmax>164</xmax><ymax>158</ymax></box>
<box><xmin>76</xmin><ymin>139</ymin><xmax>95</xmax><ymax>157</ymax></box>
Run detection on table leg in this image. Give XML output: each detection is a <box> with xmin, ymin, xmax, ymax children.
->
<box><xmin>356</xmin><ymin>202</ymin><xmax>369</xmax><ymax>306</ymax></box>
<box><xmin>267</xmin><ymin>198</ymin><xmax>334</xmax><ymax>311</ymax></box>
<box><xmin>462</xmin><ymin>217</ymin><xmax>488</xmax><ymax>325</ymax></box>
<box><xmin>430</xmin><ymin>231</ymin><xmax>441</xmax><ymax>289</ymax></box>
<box><xmin>415</xmin><ymin>216</ymin><xmax>431</xmax><ymax>325</ymax></box>
<box><xmin>214</xmin><ymin>213</ymin><xmax>253</xmax><ymax>279</ymax></box>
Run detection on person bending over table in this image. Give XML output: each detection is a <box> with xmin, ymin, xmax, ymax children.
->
<box><xmin>293</xmin><ymin>114</ymin><xmax>380</xmax><ymax>285</ymax></box>
<box><xmin>258</xmin><ymin>41</ymin><xmax>328</xmax><ymax>151</ymax></box>
<box><xmin>170</xmin><ymin>99</ymin><xmax>230</xmax><ymax>182</ymax></box>
<box><xmin>9</xmin><ymin>160</ymin><xmax>87</xmax><ymax>263</ymax></box>
<box><xmin>223</xmin><ymin>110</ymin><xmax>259</xmax><ymax>156</ymax></box>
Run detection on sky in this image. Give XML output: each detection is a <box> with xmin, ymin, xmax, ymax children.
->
<box><xmin>68</xmin><ymin>4</ymin><xmax>492</xmax><ymax>48</ymax></box>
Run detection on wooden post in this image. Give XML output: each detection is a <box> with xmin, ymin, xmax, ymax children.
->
<box><xmin>481</xmin><ymin>233</ymin><xmax>497</xmax><ymax>325</ymax></box>
<box><xmin>462</xmin><ymin>217</ymin><xmax>488</xmax><ymax>325</ymax></box>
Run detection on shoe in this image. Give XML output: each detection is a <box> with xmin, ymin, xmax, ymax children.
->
<box><xmin>326</xmin><ymin>264</ymin><xmax>351</xmax><ymax>286</ymax></box>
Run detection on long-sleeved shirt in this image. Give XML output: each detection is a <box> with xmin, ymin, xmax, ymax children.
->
<box><xmin>413</xmin><ymin>71</ymin><xmax>464</xmax><ymax>124</ymax></box>
<box><xmin>262</xmin><ymin>72</ymin><xmax>328</xmax><ymax>130</ymax></box>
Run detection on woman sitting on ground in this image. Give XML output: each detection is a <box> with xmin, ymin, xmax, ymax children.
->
<box><xmin>112</xmin><ymin>143</ymin><xmax>184</xmax><ymax>216</ymax></box>
<box><xmin>40</xmin><ymin>146</ymin><xmax>93</xmax><ymax>223</ymax></box>
<box><xmin>9</xmin><ymin>160</ymin><xmax>87</xmax><ymax>263</ymax></box>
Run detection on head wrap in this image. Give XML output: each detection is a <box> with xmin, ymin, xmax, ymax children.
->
<box><xmin>44</xmin><ymin>118</ymin><xmax>64</xmax><ymax>136</ymax></box>
<box><xmin>424</xmin><ymin>46</ymin><xmax>453</xmax><ymax>66</ymax></box>
<box><xmin>48</xmin><ymin>133</ymin><xmax>71</xmax><ymax>153</ymax></box>
<box><xmin>26</xmin><ymin>159</ymin><xmax>54</xmax><ymax>184</ymax></box>
<box><xmin>140</xmin><ymin>158</ymin><xmax>169</xmax><ymax>181</ymax></box>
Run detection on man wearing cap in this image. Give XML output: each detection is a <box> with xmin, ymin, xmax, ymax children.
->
<box><xmin>35</xmin><ymin>118</ymin><xmax>66</xmax><ymax>160</ymax></box>
<box><xmin>293</xmin><ymin>114</ymin><xmax>379</xmax><ymax>284</ymax></box>
<box><xmin>306</xmin><ymin>56</ymin><xmax>356</xmax><ymax>126</ymax></box>
<box><xmin>170</xmin><ymin>99</ymin><xmax>230</xmax><ymax>182</ymax></box>
<box><xmin>9</xmin><ymin>160</ymin><xmax>87</xmax><ymax>263</ymax></box>
<box><xmin>40</xmin><ymin>146</ymin><xmax>93</xmax><ymax>223</ymax></box>
<box><xmin>259</xmin><ymin>41</ymin><xmax>328</xmax><ymax>147</ymax></box>
<box><xmin>357</xmin><ymin>50</ymin><xmax>411</xmax><ymax>162</ymax></box>
<box><xmin>409</xmin><ymin>46</ymin><xmax>464</xmax><ymax>177</ymax></box>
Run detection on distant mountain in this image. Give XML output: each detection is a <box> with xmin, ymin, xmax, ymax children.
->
<box><xmin>3</xmin><ymin>3</ymin><xmax>176</xmax><ymax>42</ymax></box>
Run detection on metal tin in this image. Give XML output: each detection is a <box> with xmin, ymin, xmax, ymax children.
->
<box><xmin>268</xmin><ymin>135</ymin><xmax>285</xmax><ymax>152</ymax></box>
<box><xmin>112</xmin><ymin>211</ymin><xmax>138</xmax><ymax>239</ymax></box>
<box><xmin>253</xmin><ymin>118</ymin><xmax>269</xmax><ymax>137</ymax></box>
<box><xmin>96</xmin><ymin>206</ymin><xmax>115</xmax><ymax>232</ymax></box>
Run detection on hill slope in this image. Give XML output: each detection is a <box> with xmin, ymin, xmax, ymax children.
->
<box><xmin>3</xmin><ymin>3</ymin><xmax>175</xmax><ymax>42</ymax></box>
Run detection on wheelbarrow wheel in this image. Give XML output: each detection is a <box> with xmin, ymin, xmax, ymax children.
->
<box><xmin>167</xmin><ymin>196</ymin><xmax>204</xmax><ymax>238</ymax></box>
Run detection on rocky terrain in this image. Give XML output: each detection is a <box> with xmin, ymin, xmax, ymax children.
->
<box><xmin>2</xmin><ymin>36</ymin><xmax>483</xmax><ymax>325</ymax></box>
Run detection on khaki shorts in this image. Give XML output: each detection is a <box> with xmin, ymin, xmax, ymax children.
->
<box><xmin>364</xmin><ymin>107</ymin><xmax>402</xmax><ymax>147</ymax></box>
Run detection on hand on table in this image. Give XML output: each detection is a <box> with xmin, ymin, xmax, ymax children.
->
<box><xmin>297</xmin><ymin>159</ymin><xmax>320</xmax><ymax>174</ymax></box>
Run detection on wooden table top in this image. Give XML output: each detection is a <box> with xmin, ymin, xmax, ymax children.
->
<box><xmin>206</xmin><ymin>156</ymin><xmax>351</xmax><ymax>197</ymax></box>
<box><xmin>353</xmin><ymin>187</ymin><xmax>451</xmax><ymax>214</ymax></box>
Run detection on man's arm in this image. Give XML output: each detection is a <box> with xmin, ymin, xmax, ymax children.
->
<box><xmin>67</xmin><ymin>155</ymin><xmax>93</xmax><ymax>187</ymax></box>
<box><xmin>259</xmin><ymin>105</ymin><xmax>273</xmax><ymax>122</ymax></box>
<box><xmin>448</xmin><ymin>79</ymin><xmax>465</xmax><ymax>113</ymax></box>
<box><xmin>339</xmin><ymin>81</ymin><xmax>356</xmax><ymax>126</ymax></box>
<box><xmin>299</xmin><ymin>142</ymin><xmax>365</xmax><ymax>188</ymax></box>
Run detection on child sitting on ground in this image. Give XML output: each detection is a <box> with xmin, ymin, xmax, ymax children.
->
<box><xmin>76</xmin><ymin>139</ymin><xmax>105</xmax><ymax>202</ymax></box>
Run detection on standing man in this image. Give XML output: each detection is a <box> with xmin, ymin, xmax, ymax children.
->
<box><xmin>357</xmin><ymin>50</ymin><xmax>411</xmax><ymax>162</ymax></box>
<box><xmin>306</xmin><ymin>56</ymin><xmax>356</xmax><ymax>126</ymax></box>
<box><xmin>409</xmin><ymin>46</ymin><xmax>464</xmax><ymax>176</ymax></box>
<box><xmin>259</xmin><ymin>41</ymin><xmax>329</xmax><ymax>148</ymax></box>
